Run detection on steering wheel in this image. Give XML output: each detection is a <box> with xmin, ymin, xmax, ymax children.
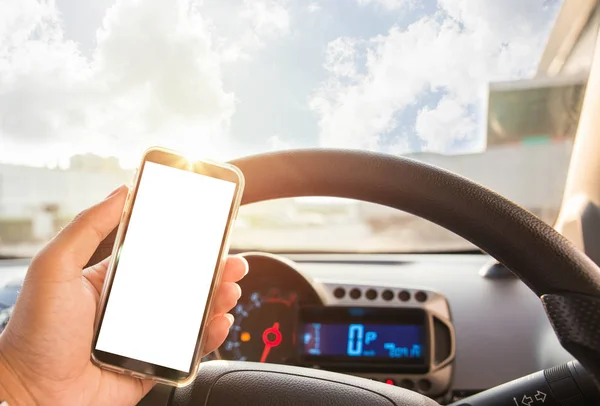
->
<box><xmin>93</xmin><ymin>149</ymin><xmax>600</xmax><ymax>405</ymax></box>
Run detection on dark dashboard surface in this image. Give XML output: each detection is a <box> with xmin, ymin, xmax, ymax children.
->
<box><xmin>283</xmin><ymin>253</ymin><xmax>572</xmax><ymax>390</ymax></box>
<box><xmin>0</xmin><ymin>252</ymin><xmax>573</xmax><ymax>403</ymax></box>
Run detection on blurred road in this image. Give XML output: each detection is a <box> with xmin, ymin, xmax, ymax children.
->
<box><xmin>0</xmin><ymin>259</ymin><xmax>29</xmax><ymax>286</ymax></box>
<box><xmin>231</xmin><ymin>221</ymin><xmax>472</xmax><ymax>253</ymax></box>
<box><xmin>0</xmin><ymin>220</ymin><xmax>474</xmax><ymax>273</ymax></box>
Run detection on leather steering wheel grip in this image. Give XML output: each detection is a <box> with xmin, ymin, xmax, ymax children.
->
<box><xmin>232</xmin><ymin>149</ymin><xmax>600</xmax><ymax>298</ymax></box>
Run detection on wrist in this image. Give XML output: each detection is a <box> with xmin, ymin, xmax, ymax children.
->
<box><xmin>0</xmin><ymin>347</ymin><xmax>35</xmax><ymax>405</ymax></box>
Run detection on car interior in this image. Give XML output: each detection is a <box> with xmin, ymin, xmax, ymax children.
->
<box><xmin>2</xmin><ymin>1</ymin><xmax>600</xmax><ymax>405</ymax></box>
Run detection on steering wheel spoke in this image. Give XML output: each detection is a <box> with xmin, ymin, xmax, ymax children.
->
<box><xmin>171</xmin><ymin>360</ymin><xmax>440</xmax><ymax>406</ymax></box>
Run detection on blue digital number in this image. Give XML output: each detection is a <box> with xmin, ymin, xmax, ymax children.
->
<box><xmin>347</xmin><ymin>324</ymin><xmax>364</xmax><ymax>356</ymax></box>
<box><xmin>383</xmin><ymin>343</ymin><xmax>422</xmax><ymax>358</ymax></box>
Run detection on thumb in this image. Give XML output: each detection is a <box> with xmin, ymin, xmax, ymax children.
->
<box><xmin>29</xmin><ymin>185</ymin><xmax>128</xmax><ymax>282</ymax></box>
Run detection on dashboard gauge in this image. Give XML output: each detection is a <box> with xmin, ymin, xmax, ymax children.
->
<box><xmin>219</xmin><ymin>288</ymin><xmax>299</xmax><ymax>364</ymax></box>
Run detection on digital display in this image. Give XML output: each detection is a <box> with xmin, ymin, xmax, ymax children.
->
<box><xmin>95</xmin><ymin>161</ymin><xmax>236</xmax><ymax>373</ymax></box>
<box><xmin>302</xmin><ymin>323</ymin><xmax>424</xmax><ymax>360</ymax></box>
<box><xmin>298</xmin><ymin>306</ymin><xmax>429</xmax><ymax>369</ymax></box>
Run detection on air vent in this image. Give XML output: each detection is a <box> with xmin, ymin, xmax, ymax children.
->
<box><xmin>433</xmin><ymin>317</ymin><xmax>452</xmax><ymax>365</ymax></box>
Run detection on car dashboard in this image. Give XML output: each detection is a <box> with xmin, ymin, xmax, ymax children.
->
<box><xmin>0</xmin><ymin>252</ymin><xmax>573</xmax><ymax>404</ymax></box>
<box><xmin>210</xmin><ymin>252</ymin><xmax>573</xmax><ymax>404</ymax></box>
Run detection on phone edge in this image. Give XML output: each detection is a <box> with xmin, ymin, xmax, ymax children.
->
<box><xmin>89</xmin><ymin>146</ymin><xmax>246</xmax><ymax>387</ymax></box>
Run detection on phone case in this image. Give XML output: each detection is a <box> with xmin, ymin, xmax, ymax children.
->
<box><xmin>90</xmin><ymin>146</ymin><xmax>245</xmax><ymax>387</ymax></box>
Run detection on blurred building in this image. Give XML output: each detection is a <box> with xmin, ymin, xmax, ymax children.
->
<box><xmin>69</xmin><ymin>153</ymin><xmax>123</xmax><ymax>172</ymax></box>
<box><xmin>0</xmin><ymin>155</ymin><xmax>132</xmax><ymax>244</ymax></box>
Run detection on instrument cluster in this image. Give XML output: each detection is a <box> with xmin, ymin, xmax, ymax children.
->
<box><xmin>216</xmin><ymin>253</ymin><xmax>455</xmax><ymax>400</ymax></box>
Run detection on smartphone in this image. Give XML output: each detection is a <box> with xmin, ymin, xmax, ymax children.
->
<box><xmin>91</xmin><ymin>147</ymin><xmax>244</xmax><ymax>386</ymax></box>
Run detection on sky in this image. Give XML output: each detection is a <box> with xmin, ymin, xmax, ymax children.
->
<box><xmin>0</xmin><ymin>0</ymin><xmax>562</xmax><ymax>168</ymax></box>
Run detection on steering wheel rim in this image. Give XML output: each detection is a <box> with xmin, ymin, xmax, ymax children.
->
<box><xmin>233</xmin><ymin>149</ymin><xmax>600</xmax><ymax>297</ymax></box>
<box><xmin>228</xmin><ymin>149</ymin><xmax>600</xmax><ymax>379</ymax></box>
<box><xmin>89</xmin><ymin>148</ymin><xmax>600</xmax><ymax>404</ymax></box>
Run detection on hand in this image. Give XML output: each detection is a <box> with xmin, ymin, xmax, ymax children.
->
<box><xmin>0</xmin><ymin>185</ymin><xmax>248</xmax><ymax>405</ymax></box>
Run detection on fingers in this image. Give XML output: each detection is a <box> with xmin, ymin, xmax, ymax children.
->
<box><xmin>31</xmin><ymin>185</ymin><xmax>128</xmax><ymax>281</ymax></box>
<box><xmin>212</xmin><ymin>282</ymin><xmax>242</xmax><ymax>314</ymax></box>
<box><xmin>203</xmin><ymin>314</ymin><xmax>234</xmax><ymax>355</ymax></box>
<box><xmin>203</xmin><ymin>257</ymin><xmax>247</xmax><ymax>355</ymax></box>
<box><xmin>82</xmin><ymin>257</ymin><xmax>111</xmax><ymax>296</ymax></box>
<box><xmin>221</xmin><ymin>256</ymin><xmax>248</xmax><ymax>283</ymax></box>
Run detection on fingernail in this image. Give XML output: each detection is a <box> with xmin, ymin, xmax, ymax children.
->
<box><xmin>235</xmin><ymin>283</ymin><xmax>242</xmax><ymax>299</ymax></box>
<box><xmin>224</xmin><ymin>313</ymin><xmax>234</xmax><ymax>326</ymax></box>
<box><xmin>236</xmin><ymin>255</ymin><xmax>249</xmax><ymax>276</ymax></box>
<box><xmin>105</xmin><ymin>185</ymin><xmax>126</xmax><ymax>200</ymax></box>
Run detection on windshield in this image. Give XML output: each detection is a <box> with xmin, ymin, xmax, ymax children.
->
<box><xmin>0</xmin><ymin>0</ymin><xmax>591</xmax><ymax>255</ymax></box>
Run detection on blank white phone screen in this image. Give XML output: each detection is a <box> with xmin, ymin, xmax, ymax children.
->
<box><xmin>95</xmin><ymin>161</ymin><xmax>236</xmax><ymax>372</ymax></box>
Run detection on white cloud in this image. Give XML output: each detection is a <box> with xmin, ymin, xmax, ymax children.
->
<box><xmin>267</xmin><ymin>134</ymin><xmax>294</xmax><ymax>151</ymax></box>
<box><xmin>323</xmin><ymin>37</ymin><xmax>359</xmax><ymax>79</ymax></box>
<box><xmin>356</xmin><ymin>0</ymin><xmax>414</xmax><ymax>11</ymax></box>
<box><xmin>415</xmin><ymin>96</ymin><xmax>477</xmax><ymax>152</ymax></box>
<box><xmin>311</xmin><ymin>0</ymin><xmax>560</xmax><ymax>153</ymax></box>
<box><xmin>243</xmin><ymin>0</ymin><xmax>289</xmax><ymax>37</ymax></box>
<box><xmin>0</xmin><ymin>0</ymin><xmax>234</xmax><ymax>165</ymax></box>
<box><xmin>308</xmin><ymin>2</ymin><xmax>321</xmax><ymax>13</ymax></box>
<box><xmin>219</xmin><ymin>0</ymin><xmax>290</xmax><ymax>62</ymax></box>
<box><xmin>0</xmin><ymin>0</ymin><xmax>561</xmax><ymax>165</ymax></box>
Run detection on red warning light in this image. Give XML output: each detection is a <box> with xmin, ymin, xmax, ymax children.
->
<box><xmin>385</xmin><ymin>379</ymin><xmax>395</xmax><ymax>385</ymax></box>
